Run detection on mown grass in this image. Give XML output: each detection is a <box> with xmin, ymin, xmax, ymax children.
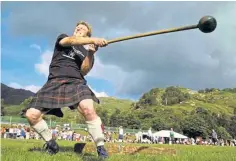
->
<box><xmin>1</xmin><ymin>139</ymin><xmax>236</xmax><ymax>161</ymax></box>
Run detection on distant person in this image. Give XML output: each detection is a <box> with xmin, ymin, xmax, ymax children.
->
<box><xmin>20</xmin><ymin>127</ymin><xmax>26</xmax><ymax>139</ymax></box>
<box><xmin>148</xmin><ymin>127</ymin><xmax>153</xmax><ymax>143</ymax></box>
<box><xmin>5</xmin><ymin>128</ymin><xmax>9</xmax><ymax>138</ymax></box>
<box><xmin>118</xmin><ymin>126</ymin><xmax>124</xmax><ymax>142</ymax></box>
<box><xmin>138</xmin><ymin>129</ymin><xmax>143</xmax><ymax>143</ymax></box>
<box><xmin>26</xmin><ymin>127</ymin><xmax>30</xmax><ymax>140</ymax></box>
<box><xmin>212</xmin><ymin>129</ymin><xmax>218</xmax><ymax>145</ymax></box>
<box><xmin>170</xmin><ymin>128</ymin><xmax>175</xmax><ymax>144</ymax></box>
<box><xmin>9</xmin><ymin>127</ymin><xmax>13</xmax><ymax>139</ymax></box>
<box><xmin>1</xmin><ymin>127</ymin><xmax>6</xmax><ymax>138</ymax></box>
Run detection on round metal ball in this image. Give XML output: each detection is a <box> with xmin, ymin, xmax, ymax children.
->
<box><xmin>198</xmin><ymin>16</ymin><xmax>217</xmax><ymax>33</ymax></box>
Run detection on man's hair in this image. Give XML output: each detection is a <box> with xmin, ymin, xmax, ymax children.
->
<box><xmin>76</xmin><ymin>21</ymin><xmax>92</xmax><ymax>37</ymax></box>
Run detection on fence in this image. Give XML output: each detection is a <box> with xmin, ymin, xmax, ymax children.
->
<box><xmin>1</xmin><ymin>116</ymin><xmax>140</xmax><ymax>134</ymax></box>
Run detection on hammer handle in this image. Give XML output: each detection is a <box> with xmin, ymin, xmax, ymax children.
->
<box><xmin>107</xmin><ymin>24</ymin><xmax>198</xmax><ymax>44</ymax></box>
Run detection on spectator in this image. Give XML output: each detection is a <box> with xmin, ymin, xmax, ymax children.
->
<box><xmin>9</xmin><ymin>127</ymin><xmax>14</xmax><ymax>138</ymax></box>
<box><xmin>212</xmin><ymin>129</ymin><xmax>218</xmax><ymax>145</ymax></box>
<box><xmin>148</xmin><ymin>127</ymin><xmax>153</xmax><ymax>143</ymax></box>
<box><xmin>169</xmin><ymin>128</ymin><xmax>175</xmax><ymax>144</ymax></box>
<box><xmin>5</xmin><ymin>128</ymin><xmax>9</xmax><ymax>138</ymax></box>
<box><xmin>118</xmin><ymin>126</ymin><xmax>124</xmax><ymax>142</ymax></box>
<box><xmin>137</xmin><ymin>129</ymin><xmax>142</xmax><ymax>143</ymax></box>
<box><xmin>1</xmin><ymin>127</ymin><xmax>6</xmax><ymax>138</ymax></box>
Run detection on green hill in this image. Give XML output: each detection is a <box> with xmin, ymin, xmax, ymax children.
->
<box><xmin>1</xmin><ymin>83</ymin><xmax>35</xmax><ymax>105</ymax></box>
<box><xmin>1</xmin><ymin>86</ymin><xmax>236</xmax><ymax>139</ymax></box>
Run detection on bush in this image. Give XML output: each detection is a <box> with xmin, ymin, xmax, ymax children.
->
<box><xmin>161</xmin><ymin>86</ymin><xmax>190</xmax><ymax>105</ymax></box>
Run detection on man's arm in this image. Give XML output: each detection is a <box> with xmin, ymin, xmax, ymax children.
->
<box><xmin>81</xmin><ymin>51</ymin><xmax>95</xmax><ymax>76</ymax></box>
<box><xmin>59</xmin><ymin>36</ymin><xmax>95</xmax><ymax>47</ymax></box>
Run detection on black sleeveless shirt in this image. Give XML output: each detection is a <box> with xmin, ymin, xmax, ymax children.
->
<box><xmin>48</xmin><ymin>34</ymin><xmax>94</xmax><ymax>80</ymax></box>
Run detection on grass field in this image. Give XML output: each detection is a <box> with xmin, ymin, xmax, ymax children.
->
<box><xmin>1</xmin><ymin>139</ymin><xmax>236</xmax><ymax>161</ymax></box>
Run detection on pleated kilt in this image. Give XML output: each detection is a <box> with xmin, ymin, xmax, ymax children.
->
<box><xmin>21</xmin><ymin>78</ymin><xmax>99</xmax><ymax>117</ymax></box>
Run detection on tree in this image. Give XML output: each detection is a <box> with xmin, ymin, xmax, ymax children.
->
<box><xmin>1</xmin><ymin>99</ymin><xmax>5</xmax><ymax>116</ymax></box>
<box><xmin>227</xmin><ymin>118</ymin><xmax>236</xmax><ymax>138</ymax></box>
<box><xmin>233</xmin><ymin>107</ymin><xmax>236</xmax><ymax>115</ymax></box>
<box><xmin>145</xmin><ymin>96</ymin><xmax>158</xmax><ymax>106</ymax></box>
<box><xmin>195</xmin><ymin>107</ymin><xmax>208</xmax><ymax>115</ymax></box>
<box><xmin>96</xmin><ymin>108</ymin><xmax>109</xmax><ymax>126</ymax></box>
<box><xmin>151</xmin><ymin>118</ymin><xmax>168</xmax><ymax>131</ymax></box>
<box><xmin>123</xmin><ymin>113</ymin><xmax>141</xmax><ymax>129</ymax></box>
<box><xmin>109</xmin><ymin>108</ymin><xmax>124</xmax><ymax>127</ymax></box>
<box><xmin>198</xmin><ymin>90</ymin><xmax>205</xmax><ymax>93</ymax></box>
<box><xmin>216</xmin><ymin>126</ymin><xmax>232</xmax><ymax>140</ymax></box>
<box><xmin>138</xmin><ymin>111</ymin><xmax>155</xmax><ymax>120</ymax></box>
<box><xmin>217</xmin><ymin>114</ymin><xmax>230</xmax><ymax>127</ymax></box>
<box><xmin>222</xmin><ymin>88</ymin><xmax>236</xmax><ymax>93</ymax></box>
<box><xmin>149</xmin><ymin>88</ymin><xmax>161</xmax><ymax>95</ymax></box>
<box><xmin>161</xmin><ymin>86</ymin><xmax>190</xmax><ymax>105</ymax></box>
<box><xmin>140</xmin><ymin>123</ymin><xmax>151</xmax><ymax>130</ymax></box>
<box><xmin>205</xmin><ymin>88</ymin><xmax>211</xmax><ymax>93</ymax></box>
<box><xmin>21</xmin><ymin>97</ymin><xmax>33</xmax><ymax>106</ymax></box>
<box><xmin>181</xmin><ymin>115</ymin><xmax>209</xmax><ymax>138</ymax></box>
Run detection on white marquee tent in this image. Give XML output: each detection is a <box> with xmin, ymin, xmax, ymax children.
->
<box><xmin>153</xmin><ymin>130</ymin><xmax>188</xmax><ymax>139</ymax></box>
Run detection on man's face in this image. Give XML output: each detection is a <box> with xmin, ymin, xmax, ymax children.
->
<box><xmin>73</xmin><ymin>24</ymin><xmax>89</xmax><ymax>37</ymax></box>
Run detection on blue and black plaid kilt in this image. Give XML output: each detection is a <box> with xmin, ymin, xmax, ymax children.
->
<box><xmin>21</xmin><ymin>78</ymin><xmax>99</xmax><ymax>117</ymax></box>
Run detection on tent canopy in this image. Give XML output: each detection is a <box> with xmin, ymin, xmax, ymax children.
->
<box><xmin>153</xmin><ymin>130</ymin><xmax>188</xmax><ymax>139</ymax></box>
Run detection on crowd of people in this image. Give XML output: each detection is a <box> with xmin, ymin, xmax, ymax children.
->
<box><xmin>1</xmin><ymin>124</ymin><xmax>236</xmax><ymax>147</ymax></box>
<box><xmin>133</xmin><ymin>128</ymin><xmax>236</xmax><ymax>147</ymax></box>
<box><xmin>1</xmin><ymin>124</ymin><xmax>91</xmax><ymax>142</ymax></box>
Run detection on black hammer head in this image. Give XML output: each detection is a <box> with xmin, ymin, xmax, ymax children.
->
<box><xmin>198</xmin><ymin>16</ymin><xmax>217</xmax><ymax>33</ymax></box>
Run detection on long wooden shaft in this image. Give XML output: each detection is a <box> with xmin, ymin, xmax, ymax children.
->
<box><xmin>107</xmin><ymin>24</ymin><xmax>198</xmax><ymax>44</ymax></box>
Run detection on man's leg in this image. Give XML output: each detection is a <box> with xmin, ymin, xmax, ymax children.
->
<box><xmin>77</xmin><ymin>99</ymin><xmax>108</xmax><ymax>158</ymax></box>
<box><xmin>25</xmin><ymin>108</ymin><xmax>59</xmax><ymax>154</ymax></box>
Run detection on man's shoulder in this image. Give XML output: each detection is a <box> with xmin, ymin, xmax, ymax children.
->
<box><xmin>57</xmin><ymin>33</ymin><xmax>69</xmax><ymax>40</ymax></box>
<box><xmin>54</xmin><ymin>33</ymin><xmax>70</xmax><ymax>49</ymax></box>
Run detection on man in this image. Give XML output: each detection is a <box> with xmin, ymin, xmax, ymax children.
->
<box><xmin>148</xmin><ymin>127</ymin><xmax>153</xmax><ymax>143</ymax></box>
<box><xmin>212</xmin><ymin>129</ymin><xmax>218</xmax><ymax>145</ymax></box>
<box><xmin>21</xmin><ymin>21</ymin><xmax>109</xmax><ymax>158</ymax></box>
<box><xmin>118</xmin><ymin>126</ymin><xmax>124</xmax><ymax>142</ymax></box>
<box><xmin>170</xmin><ymin>128</ymin><xmax>175</xmax><ymax>144</ymax></box>
<box><xmin>137</xmin><ymin>129</ymin><xmax>143</xmax><ymax>143</ymax></box>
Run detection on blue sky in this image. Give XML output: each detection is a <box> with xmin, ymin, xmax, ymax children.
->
<box><xmin>1</xmin><ymin>2</ymin><xmax>236</xmax><ymax>101</ymax></box>
<box><xmin>1</xmin><ymin>5</ymin><xmax>119</xmax><ymax>99</ymax></box>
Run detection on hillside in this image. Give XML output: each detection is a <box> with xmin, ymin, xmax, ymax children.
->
<box><xmin>126</xmin><ymin>86</ymin><xmax>236</xmax><ymax>139</ymax></box>
<box><xmin>1</xmin><ymin>85</ymin><xmax>236</xmax><ymax>139</ymax></box>
<box><xmin>45</xmin><ymin>97</ymin><xmax>133</xmax><ymax>124</ymax></box>
<box><xmin>1</xmin><ymin>83</ymin><xmax>35</xmax><ymax>105</ymax></box>
<box><xmin>133</xmin><ymin>87</ymin><xmax>236</xmax><ymax>116</ymax></box>
<box><xmin>1</xmin><ymin>97</ymin><xmax>133</xmax><ymax>123</ymax></box>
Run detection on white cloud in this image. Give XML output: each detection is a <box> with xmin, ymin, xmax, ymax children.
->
<box><xmin>8</xmin><ymin>82</ymin><xmax>22</xmax><ymax>89</ymax></box>
<box><xmin>88</xmin><ymin>85</ymin><xmax>109</xmax><ymax>97</ymax></box>
<box><xmin>8</xmin><ymin>82</ymin><xmax>108</xmax><ymax>97</ymax></box>
<box><xmin>30</xmin><ymin>44</ymin><xmax>42</xmax><ymax>52</ymax></box>
<box><xmin>34</xmin><ymin>50</ymin><xmax>53</xmax><ymax>77</ymax></box>
<box><xmin>87</xmin><ymin>55</ymin><xmax>145</xmax><ymax>95</ymax></box>
<box><xmin>24</xmin><ymin>85</ymin><xmax>42</xmax><ymax>93</ymax></box>
<box><xmin>8</xmin><ymin>82</ymin><xmax>41</xmax><ymax>93</ymax></box>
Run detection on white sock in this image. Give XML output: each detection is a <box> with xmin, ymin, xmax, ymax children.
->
<box><xmin>86</xmin><ymin>117</ymin><xmax>105</xmax><ymax>147</ymax></box>
<box><xmin>32</xmin><ymin>119</ymin><xmax>52</xmax><ymax>142</ymax></box>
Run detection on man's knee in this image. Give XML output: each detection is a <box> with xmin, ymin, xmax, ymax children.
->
<box><xmin>25</xmin><ymin>108</ymin><xmax>43</xmax><ymax>124</ymax></box>
<box><xmin>78</xmin><ymin>99</ymin><xmax>96</xmax><ymax>117</ymax></box>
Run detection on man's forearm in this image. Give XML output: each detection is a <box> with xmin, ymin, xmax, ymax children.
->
<box><xmin>59</xmin><ymin>36</ymin><xmax>94</xmax><ymax>47</ymax></box>
<box><xmin>81</xmin><ymin>52</ymin><xmax>94</xmax><ymax>76</ymax></box>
